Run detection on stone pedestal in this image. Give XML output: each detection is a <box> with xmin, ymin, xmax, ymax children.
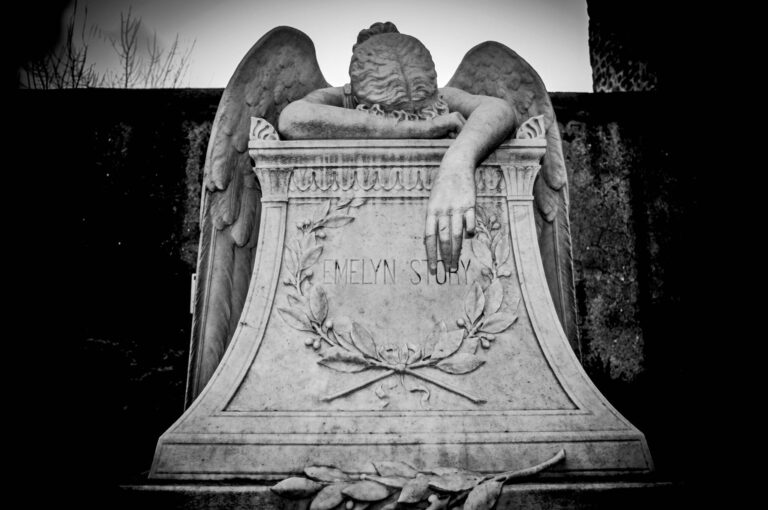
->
<box><xmin>150</xmin><ymin>137</ymin><xmax>652</xmax><ymax>480</ymax></box>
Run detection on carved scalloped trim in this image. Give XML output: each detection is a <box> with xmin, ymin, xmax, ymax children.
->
<box><xmin>515</xmin><ymin>115</ymin><xmax>546</xmax><ymax>140</ymax></box>
<box><xmin>288</xmin><ymin>167</ymin><xmax>504</xmax><ymax>194</ymax></box>
<box><xmin>250</xmin><ymin>117</ymin><xmax>280</xmax><ymax>141</ymax></box>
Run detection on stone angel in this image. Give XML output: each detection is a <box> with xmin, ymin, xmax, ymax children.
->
<box><xmin>185</xmin><ymin>22</ymin><xmax>578</xmax><ymax>405</ymax></box>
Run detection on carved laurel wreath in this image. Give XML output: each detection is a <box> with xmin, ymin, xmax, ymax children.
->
<box><xmin>278</xmin><ymin>200</ymin><xmax>519</xmax><ymax>405</ymax></box>
<box><xmin>271</xmin><ymin>449</ymin><xmax>565</xmax><ymax>510</ymax></box>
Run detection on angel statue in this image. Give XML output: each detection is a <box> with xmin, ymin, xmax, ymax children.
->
<box><xmin>185</xmin><ymin>22</ymin><xmax>578</xmax><ymax>406</ymax></box>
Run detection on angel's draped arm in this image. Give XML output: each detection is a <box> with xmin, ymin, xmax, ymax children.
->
<box><xmin>424</xmin><ymin>87</ymin><xmax>517</xmax><ymax>273</ymax></box>
<box><xmin>277</xmin><ymin>87</ymin><xmax>462</xmax><ymax>139</ymax></box>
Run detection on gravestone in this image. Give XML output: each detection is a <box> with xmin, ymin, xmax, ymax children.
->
<box><xmin>151</xmin><ymin>119</ymin><xmax>652</xmax><ymax>482</ymax></box>
<box><xmin>147</xmin><ymin>23</ymin><xmax>655</xmax><ymax>509</ymax></box>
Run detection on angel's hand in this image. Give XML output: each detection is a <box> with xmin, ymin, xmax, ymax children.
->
<box><xmin>424</xmin><ymin>157</ymin><xmax>476</xmax><ymax>274</ymax></box>
<box><xmin>429</xmin><ymin>112</ymin><xmax>466</xmax><ymax>138</ymax></box>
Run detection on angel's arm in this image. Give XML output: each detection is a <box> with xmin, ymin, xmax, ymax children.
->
<box><xmin>424</xmin><ymin>87</ymin><xmax>517</xmax><ymax>273</ymax></box>
<box><xmin>278</xmin><ymin>87</ymin><xmax>464</xmax><ymax>139</ymax></box>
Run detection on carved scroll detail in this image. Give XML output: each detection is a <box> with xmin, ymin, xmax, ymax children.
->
<box><xmin>250</xmin><ymin>117</ymin><xmax>280</xmax><ymax>141</ymax></box>
<box><xmin>271</xmin><ymin>449</ymin><xmax>566</xmax><ymax>509</ymax></box>
<box><xmin>514</xmin><ymin>115</ymin><xmax>546</xmax><ymax>140</ymax></box>
<box><xmin>277</xmin><ymin>203</ymin><xmax>518</xmax><ymax>407</ymax></box>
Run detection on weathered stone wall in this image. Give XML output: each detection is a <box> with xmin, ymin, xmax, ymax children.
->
<box><xmin>16</xmin><ymin>89</ymin><xmax>685</xmax><ymax>485</ymax></box>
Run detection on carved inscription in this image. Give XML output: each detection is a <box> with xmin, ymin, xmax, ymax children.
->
<box><xmin>321</xmin><ymin>258</ymin><xmax>472</xmax><ymax>285</ymax></box>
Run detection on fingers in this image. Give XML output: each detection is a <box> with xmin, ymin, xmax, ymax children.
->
<box><xmin>464</xmin><ymin>208</ymin><xmax>476</xmax><ymax>237</ymax></box>
<box><xmin>425</xmin><ymin>214</ymin><xmax>438</xmax><ymax>274</ymax></box>
<box><xmin>438</xmin><ymin>215</ymin><xmax>451</xmax><ymax>272</ymax></box>
<box><xmin>450</xmin><ymin>212</ymin><xmax>463</xmax><ymax>271</ymax></box>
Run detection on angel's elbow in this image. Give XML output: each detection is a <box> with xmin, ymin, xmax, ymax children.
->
<box><xmin>277</xmin><ymin>101</ymin><xmax>306</xmax><ymax>139</ymax></box>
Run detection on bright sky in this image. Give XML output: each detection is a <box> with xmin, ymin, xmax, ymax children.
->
<box><xmin>68</xmin><ymin>0</ymin><xmax>591</xmax><ymax>92</ymax></box>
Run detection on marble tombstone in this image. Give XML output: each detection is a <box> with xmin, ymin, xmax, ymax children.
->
<box><xmin>151</xmin><ymin>22</ymin><xmax>652</xmax><ymax>508</ymax></box>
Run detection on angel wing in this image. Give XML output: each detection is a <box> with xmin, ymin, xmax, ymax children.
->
<box><xmin>185</xmin><ymin>27</ymin><xmax>330</xmax><ymax>406</ymax></box>
<box><xmin>447</xmin><ymin>42</ymin><xmax>581</xmax><ymax>358</ymax></box>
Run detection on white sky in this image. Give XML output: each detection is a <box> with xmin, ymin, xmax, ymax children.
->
<box><xmin>68</xmin><ymin>0</ymin><xmax>592</xmax><ymax>92</ymax></box>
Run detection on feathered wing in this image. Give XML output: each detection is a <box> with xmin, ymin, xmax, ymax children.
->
<box><xmin>447</xmin><ymin>42</ymin><xmax>580</xmax><ymax>358</ymax></box>
<box><xmin>185</xmin><ymin>27</ymin><xmax>330</xmax><ymax>406</ymax></box>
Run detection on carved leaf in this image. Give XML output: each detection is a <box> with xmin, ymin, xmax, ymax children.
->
<box><xmin>318</xmin><ymin>347</ymin><xmax>370</xmax><ymax>373</ymax></box>
<box><xmin>494</xmin><ymin>236</ymin><xmax>511</xmax><ymax>265</ymax></box>
<box><xmin>481</xmin><ymin>313</ymin><xmax>518</xmax><ymax>334</ymax></box>
<box><xmin>496</xmin><ymin>264</ymin><xmax>513</xmax><ymax>278</ymax></box>
<box><xmin>463</xmin><ymin>479</ymin><xmax>504</xmax><ymax>510</ymax></box>
<box><xmin>373</xmin><ymin>460</ymin><xmax>419</xmax><ymax>478</ymax></box>
<box><xmin>425</xmin><ymin>495</ymin><xmax>450</xmax><ymax>510</ymax></box>
<box><xmin>310</xmin><ymin>483</ymin><xmax>348</xmax><ymax>510</ymax></box>
<box><xmin>278</xmin><ymin>307</ymin><xmax>313</xmax><ymax>332</ymax></box>
<box><xmin>351</xmin><ymin>322</ymin><xmax>378</xmax><ymax>358</ymax></box>
<box><xmin>397</xmin><ymin>476</ymin><xmax>432</xmax><ymax>503</ymax></box>
<box><xmin>285</xmin><ymin>247</ymin><xmax>298</xmax><ymax>274</ymax></box>
<box><xmin>309</xmin><ymin>286</ymin><xmax>329</xmax><ymax>323</ymax></box>
<box><xmin>484</xmin><ymin>280</ymin><xmax>503</xmax><ymax>315</ymax></box>
<box><xmin>305</xmin><ymin>465</ymin><xmax>351</xmax><ymax>482</ymax></box>
<box><xmin>431</xmin><ymin>329</ymin><xmax>465</xmax><ymax>360</ymax></box>
<box><xmin>313</xmin><ymin>200</ymin><xmax>331</xmax><ymax>223</ymax></box>
<box><xmin>422</xmin><ymin>321</ymin><xmax>447</xmax><ymax>358</ymax></box>
<box><xmin>286</xmin><ymin>294</ymin><xmax>304</xmax><ymax>307</ymax></box>
<box><xmin>349</xmin><ymin>197</ymin><xmax>367</xmax><ymax>208</ymax></box>
<box><xmin>336</xmin><ymin>197</ymin><xmax>353</xmax><ymax>209</ymax></box>
<box><xmin>471</xmin><ymin>238</ymin><xmax>493</xmax><ymax>269</ymax></box>
<box><xmin>428</xmin><ymin>471</ymin><xmax>484</xmax><ymax>492</ymax></box>
<box><xmin>342</xmin><ymin>481</ymin><xmax>391</xmax><ymax>501</ymax></box>
<box><xmin>301</xmin><ymin>245</ymin><xmax>324</xmax><ymax>268</ymax></box>
<box><xmin>271</xmin><ymin>477</ymin><xmax>324</xmax><ymax>499</ymax></box>
<box><xmin>464</xmin><ymin>281</ymin><xmax>485</xmax><ymax>323</ymax></box>
<box><xmin>436</xmin><ymin>353</ymin><xmax>485</xmax><ymax>374</ymax></box>
<box><xmin>361</xmin><ymin>475</ymin><xmax>409</xmax><ymax>489</ymax></box>
<box><xmin>322</xmin><ymin>216</ymin><xmax>355</xmax><ymax>228</ymax></box>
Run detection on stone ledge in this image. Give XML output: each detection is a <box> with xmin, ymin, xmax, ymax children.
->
<box><xmin>119</xmin><ymin>480</ymin><xmax>681</xmax><ymax>509</ymax></box>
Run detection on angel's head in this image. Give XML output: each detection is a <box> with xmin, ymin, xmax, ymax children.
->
<box><xmin>349</xmin><ymin>22</ymin><xmax>448</xmax><ymax>121</ymax></box>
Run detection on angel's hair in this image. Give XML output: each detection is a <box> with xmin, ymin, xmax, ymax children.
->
<box><xmin>350</xmin><ymin>23</ymin><xmax>440</xmax><ymax>115</ymax></box>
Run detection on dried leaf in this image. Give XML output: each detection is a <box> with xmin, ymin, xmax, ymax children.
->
<box><xmin>373</xmin><ymin>460</ymin><xmax>419</xmax><ymax>478</ymax></box>
<box><xmin>271</xmin><ymin>477</ymin><xmax>324</xmax><ymax>499</ymax></box>
<box><xmin>322</xmin><ymin>215</ymin><xmax>355</xmax><ymax>228</ymax></box>
<box><xmin>309</xmin><ymin>286</ymin><xmax>329</xmax><ymax>323</ymax></box>
<box><xmin>398</xmin><ymin>476</ymin><xmax>432</xmax><ymax>503</ymax></box>
<box><xmin>471</xmin><ymin>238</ymin><xmax>493</xmax><ymax>269</ymax></box>
<box><xmin>422</xmin><ymin>321</ymin><xmax>446</xmax><ymax>358</ymax></box>
<box><xmin>463</xmin><ymin>479</ymin><xmax>503</xmax><ymax>510</ymax></box>
<box><xmin>318</xmin><ymin>347</ymin><xmax>370</xmax><ymax>373</ymax></box>
<box><xmin>278</xmin><ymin>307</ymin><xmax>313</xmax><ymax>332</ymax></box>
<box><xmin>309</xmin><ymin>483</ymin><xmax>347</xmax><ymax>510</ymax></box>
<box><xmin>431</xmin><ymin>329</ymin><xmax>464</xmax><ymax>360</ymax></box>
<box><xmin>301</xmin><ymin>245</ymin><xmax>324</xmax><ymax>268</ymax></box>
<box><xmin>349</xmin><ymin>197</ymin><xmax>367</xmax><ymax>208</ymax></box>
<box><xmin>484</xmin><ymin>280</ymin><xmax>503</xmax><ymax>315</ymax></box>
<box><xmin>494</xmin><ymin>236</ymin><xmax>510</xmax><ymax>265</ymax></box>
<box><xmin>313</xmin><ymin>200</ymin><xmax>331</xmax><ymax>223</ymax></box>
<box><xmin>351</xmin><ymin>322</ymin><xmax>378</xmax><ymax>358</ymax></box>
<box><xmin>436</xmin><ymin>353</ymin><xmax>485</xmax><ymax>374</ymax></box>
<box><xmin>305</xmin><ymin>466</ymin><xmax>351</xmax><ymax>482</ymax></box>
<box><xmin>428</xmin><ymin>471</ymin><xmax>484</xmax><ymax>492</ymax></box>
<box><xmin>464</xmin><ymin>281</ymin><xmax>485</xmax><ymax>323</ymax></box>
<box><xmin>481</xmin><ymin>313</ymin><xmax>518</xmax><ymax>334</ymax></box>
<box><xmin>342</xmin><ymin>481</ymin><xmax>391</xmax><ymax>501</ymax></box>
